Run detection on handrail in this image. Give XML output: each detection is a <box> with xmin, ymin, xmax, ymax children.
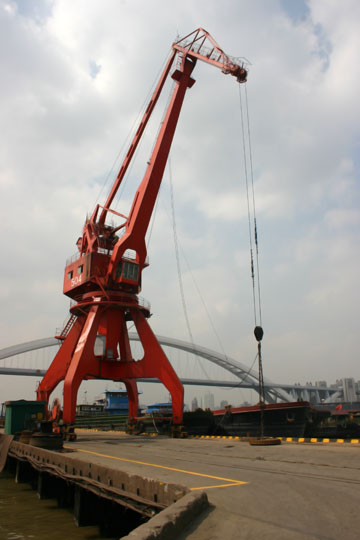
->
<box><xmin>66</xmin><ymin>250</ymin><xmax>149</xmax><ymax>266</ymax></box>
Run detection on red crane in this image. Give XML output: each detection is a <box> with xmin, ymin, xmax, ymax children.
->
<box><xmin>36</xmin><ymin>28</ymin><xmax>248</xmax><ymax>433</ymax></box>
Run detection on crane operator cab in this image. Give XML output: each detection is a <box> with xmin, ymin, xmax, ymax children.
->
<box><xmin>63</xmin><ymin>250</ymin><xmax>143</xmax><ymax>298</ymax></box>
<box><xmin>114</xmin><ymin>254</ymin><xmax>141</xmax><ymax>293</ymax></box>
<box><xmin>115</xmin><ymin>259</ymin><xmax>139</xmax><ymax>283</ymax></box>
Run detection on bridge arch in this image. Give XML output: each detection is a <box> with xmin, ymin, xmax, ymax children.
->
<box><xmin>0</xmin><ymin>334</ymin><xmax>293</xmax><ymax>402</ymax></box>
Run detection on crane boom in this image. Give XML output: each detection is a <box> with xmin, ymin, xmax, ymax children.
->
<box><xmin>101</xmin><ymin>28</ymin><xmax>246</xmax><ymax>227</ymax></box>
<box><xmin>64</xmin><ymin>28</ymin><xmax>247</xmax><ymax>300</ymax></box>
<box><xmin>107</xmin><ymin>54</ymin><xmax>197</xmax><ymax>281</ymax></box>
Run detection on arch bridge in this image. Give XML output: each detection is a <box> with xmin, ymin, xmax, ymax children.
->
<box><xmin>0</xmin><ymin>335</ymin><xmax>337</xmax><ymax>403</ymax></box>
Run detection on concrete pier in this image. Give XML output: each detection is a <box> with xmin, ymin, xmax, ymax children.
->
<box><xmin>4</xmin><ymin>430</ymin><xmax>360</xmax><ymax>539</ymax></box>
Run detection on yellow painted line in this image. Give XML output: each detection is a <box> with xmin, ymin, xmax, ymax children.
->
<box><xmin>64</xmin><ymin>446</ymin><xmax>248</xmax><ymax>485</ymax></box>
<box><xmin>76</xmin><ymin>428</ymin><xmax>127</xmax><ymax>435</ymax></box>
<box><xmin>190</xmin><ymin>482</ymin><xmax>244</xmax><ymax>491</ymax></box>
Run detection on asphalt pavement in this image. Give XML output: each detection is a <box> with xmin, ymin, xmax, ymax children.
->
<box><xmin>65</xmin><ymin>430</ymin><xmax>360</xmax><ymax>540</ymax></box>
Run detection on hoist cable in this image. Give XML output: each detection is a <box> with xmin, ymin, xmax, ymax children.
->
<box><xmin>231</xmin><ymin>351</ymin><xmax>259</xmax><ymax>390</ymax></box>
<box><xmin>244</xmin><ymin>84</ymin><xmax>263</xmax><ymax>326</ymax></box>
<box><xmin>93</xmin><ymin>50</ymin><xmax>173</xmax><ymax>213</ymax></box>
<box><xmin>168</xmin><ymin>157</ymin><xmax>210</xmax><ymax>381</ymax></box>
<box><xmin>239</xmin><ymin>82</ymin><xmax>266</xmax><ymax>410</ymax></box>
<box><xmin>114</xmin><ymin>51</ymin><xmax>176</xmax><ymax>209</ymax></box>
<box><xmin>238</xmin><ymin>84</ymin><xmax>258</xmax><ymax>326</ymax></box>
<box><xmin>93</xmin><ymin>98</ymin><xmax>147</xmax><ymax>211</ymax></box>
<box><xmin>113</xmin><ymin>134</ymin><xmax>142</xmax><ymax>211</ymax></box>
<box><xmin>179</xmin><ymin>245</ymin><xmax>230</xmax><ymax>365</ymax></box>
<box><xmin>120</xmin><ymin>58</ymin><xmax>177</xmax><ymax>229</ymax></box>
<box><xmin>159</xmin><ymin>181</ymin><xmax>226</xmax><ymax>383</ymax></box>
<box><xmin>93</xmin><ymin>131</ymin><xmax>131</xmax><ymax>210</ymax></box>
<box><xmin>172</xmin><ymin>218</ymin><xmax>251</xmax><ymax>388</ymax></box>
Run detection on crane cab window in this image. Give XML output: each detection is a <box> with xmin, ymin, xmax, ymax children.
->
<box><xmin>67</xmin><ymin>270</ymin><xmax>73</xmax><ymax>280</ymax></box>
<box><xmin>122</xmin><ymin>261</ymin><xmax>139</xmax><ymax>281</ymax></box>
<box><xmin>77</xmin><ymin>264</ymin><xmax>83</xmax><ymax>275</ymax></box>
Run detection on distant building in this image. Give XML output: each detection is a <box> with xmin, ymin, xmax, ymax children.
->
<box><xmin>147</xmin><ymin>403</ymin><xmax>172</xmax><ymax>415</ymax></box>
<box><xmin>191</xmin><ymin>397</ymin><xmax>199</xmax><ymax>411</ymax></box>
<box><xmin>75</xmin><ymin>403</ymin><xmax>105</xmax><ymax>417</ymax></box>
<box><xmin>298</xmin><ymin>377</ymin><xmax>360</xmax><ymax>404</ymax></box>
<box><xmin>315</xmin><ymin>381</ymin><xmax>327</xmax><ymax>388</ymax></box>
<box><xmin>204</xmin><ymin>392</ymin><xmax>215</xmax><ymax>410</ymax></box>
<box><xmin>342</xmin><ymin>378</ymin><xmax>357</xmax><ymax>402</ymax></box>
<box><xmin>94</xmin><ymin>389</ymin><xmax>142</xmax><ymax>415</ymax></box>
<box><xmin>220</xmin><ymin>400</ymin><xmax>228</xmax><ymax>409</ymax></box>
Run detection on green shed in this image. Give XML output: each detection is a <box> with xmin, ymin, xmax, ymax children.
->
<box><xmin>4</xmin><ymin>400</ymin><xmax>47</xmax><ymax>435</ymax></box>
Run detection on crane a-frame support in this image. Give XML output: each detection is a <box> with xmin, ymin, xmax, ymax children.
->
<box><xmin>37</xmin><ymin>299</ymin><xmax>185</xmax><ymax>424</ymax></box>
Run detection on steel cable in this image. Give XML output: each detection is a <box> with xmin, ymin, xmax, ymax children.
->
<box><xmin>238</xmin><ymin>83</ymin><xmax>258</xmax><ymax>326</ymax></box>
<box><xmin>168</xmin><ymin>157</ymin><xmax>210</xmax><ymax>381</ymax></box>
<box><xmin>245</xmin><ymin>83</ymin><xmax>262</xmax><ymax>326</ymax></box>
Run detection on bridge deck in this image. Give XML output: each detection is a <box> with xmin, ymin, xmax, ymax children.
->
<box><xmin>60</xmin><ymin>430</ymin><xmax>360</xmax><ymax>539</ymax></box>
<box><xmin>0</xmin><ymin>336</ymin><xmax>337</xmax><ymax>401</ymax></box>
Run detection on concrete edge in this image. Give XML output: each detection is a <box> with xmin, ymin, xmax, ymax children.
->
<box><xmin>185</xmin><ymin>435</ymin><xmax>360</xmax><ymax>445</ymax></box>
<box><xmin>281</xmin><ymin>437</ymin><xmax>360</xmax><ymax>444</ymax></box>
<box><xmin>75</xmin><ymin>430</ymin><xmax>360</xmax><ymax>444</ymax></box>
<box><xmin>0</xmin><ymin>434</ymin><xmax>14</xmax><ymax>472</ymax></box>
<box><xmin>120</xmin><ymin>491</ymin><xmax>209</xmax><ymax>540</ymax></box>
<box><xmin>191</xmin><ymin>435</ymin><xmax>360</xmax><ymax>444</ymax></box>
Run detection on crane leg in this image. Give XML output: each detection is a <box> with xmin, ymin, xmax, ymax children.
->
<box><xmin>39</xmin><ymin>301</ymin><xmax>183</xmax><ymax>428</ymax></box>
<box><xmin>130</xmin><ymin>309</ymin><xmax>184</xmax><ymax>425</ymax></box>
<box><xmin>62</xmin><ymin>306</ymin><xmax>101</xmax><ymax>424</ymax></box>
<box><xmin>36</xmin><ymin>316</ymin><xmax>85</xmax><ymax>406</ymax></box>
<box><xmin>117</xmin><ymin>313</ymin><xmax>139</xmax><ymax>423</ymax></box>
<box><xmin>123</xmin><ymin>379</ymin><xmax>139</xmax><ymax>424</ymax></box>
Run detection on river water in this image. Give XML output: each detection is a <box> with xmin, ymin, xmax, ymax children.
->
<box><xmin>0</xmin><ymin>471</ymin><xmax>117</xmax><ymax>540</ymax></box>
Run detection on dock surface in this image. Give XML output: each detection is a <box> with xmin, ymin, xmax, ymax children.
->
<box><xmin>63</xmin><ymin>430</ymin><xmax>360</xmax><ymax>539</ymax></box>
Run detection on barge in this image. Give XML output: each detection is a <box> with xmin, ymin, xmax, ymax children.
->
<box><xmin>212</xmin><ymin>401</ymin><xmax>311</xmax><ymax>438</ymax></box>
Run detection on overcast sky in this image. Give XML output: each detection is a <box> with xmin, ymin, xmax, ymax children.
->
<box><xmin>0</xmin><ymin>0</ymin><xmax>359</xmax><ymax>407</ymax></box>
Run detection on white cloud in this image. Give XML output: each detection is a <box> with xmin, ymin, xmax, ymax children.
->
<box><xmin>324</xmin><ymin>208</ymin><xmax>360</xmax><ymax>229</ymax></box>
<box><xmin>0</xmin><ymin>0</ymin><xmax>359</xmax><ymax>405</ymax></box>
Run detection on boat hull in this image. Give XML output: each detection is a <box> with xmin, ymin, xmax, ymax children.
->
<box><xmin>212</xmin><ymin>401</ymin><xmax>310</xmax><ymax>438</ymax></box>
<box><xmin>304</xmin><ymin>408</ymin><xmax>360</xmax><ymax>439</ymax></box>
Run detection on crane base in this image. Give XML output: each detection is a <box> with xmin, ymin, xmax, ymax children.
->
<box><xmin>37</xmin><ymin>294</ymin><xmax>184</xmax><ymax>430</ymax></box>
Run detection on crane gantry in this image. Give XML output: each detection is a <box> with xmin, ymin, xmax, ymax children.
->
<box><xmin>36</xmin><ymin>28</ymin><xmax>248</xmax><ymax>434</ymax></box>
